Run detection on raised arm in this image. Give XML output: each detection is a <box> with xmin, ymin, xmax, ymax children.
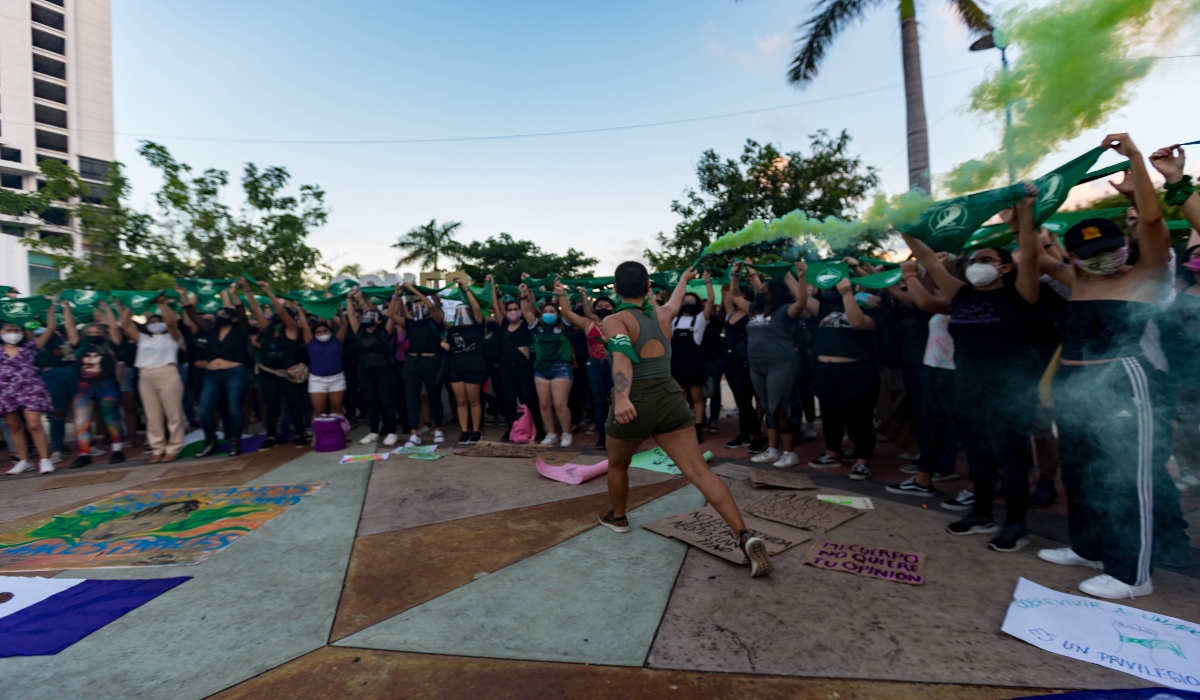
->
<box><xmin>836</xmin><ymin>278</ymin><xmax>876</xmax><ymax>331</ymax></box>
<box><xmin>1014</xmin><ymin>183</ymin><xmax>1042</xmax><ymax>305</ymax></box>
<box><xmin>98</xmin><ymin>302</ymin><xmax>124</xmax><ymax>345</ymax></box>
<box><xmin>63</xmin><ymin>301</ymin><xmax>80</xmax><ymax>346</ymax></box>
<box><xmin>459</xmin><ymin>280</ymin><xmax>483</xmax><ymax>324</ymax></box>
<box><xmin>785</xmin><ymin>261</ymin><xmax>809</xmax><ymax>319</ymax></box>
<box><xmin>118</xmin><ymin>303</ymin><xmax>139</xmax><ymax>344</ymax></box>
<box><xmin>727</xmin><ymin>263</ymin><xmax>753</xmax><ymax>313</ymax></box>
<box><xmin>1150</xmin><ymin>144</ymin><xmax>1200</xmax><ymax>234</ymax></box>
<box><xmin>900</xmin><ymin>260</ymin><xmax>952</xmax><ymax>314</ymax></box>
<box><xmin>657</xmin><ymin>268</ymin><xmax>697</xmax><ymax>321</ymax></box>
<box><xmin>178</xmin><ymin>285</ymin><xmax>209</xmax><ymax>333</ymax></box>
<box><xmin>157</xmin><ymin>297</ymin><xmax>182</xmax><ymax>343</ymax></box>
<box><xmin>1108</xmin><ymin>134</ymin><xmax>1168</xmax><ymax>272</ymax></box>
<box><xmin>701</xmin><ymin>271</ymin><xmax>716</xmax><ymax>321</ymax></box>
<box><xmin>296</xmin><ymin>304</ymin><xmax>313</xmax><ymax>343</ymax></box>
<box><xmin>554</xmin><ymin>281</ymin><xmax>588</xmax><ymax>328</ymax></box>
<box><xmin>345</xmin><ymin>297</ymin><xmax>360</xmax><ymax>334</ymax></box>
<box><xmin>902</xmin><ymin>234</ymin><xmax>965</xmax><ymax>302</ymax></box>
<box><xmin>518</xmin><ymin>283</ymin><xmax>537</xmax><ymax>326</ymax></box>
<box><xmin>244</xmin><ymin>281</ymin><xmax>270</xmax><ymax>329</ymax></box>
<box><xmin>229</xmin><ymin>286</ymin><xmax>250</xmax><ymax>332</ymax></box>
<box><xmin>36</xmin><ymin>300</ymin><xmax>58</xmax><ymax>349</ymax></box>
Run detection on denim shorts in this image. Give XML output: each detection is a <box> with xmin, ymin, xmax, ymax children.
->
<box><xmin>534</xmin><ymin>361</ymin><xmax>574</xmax><ymax>382</ymax></box>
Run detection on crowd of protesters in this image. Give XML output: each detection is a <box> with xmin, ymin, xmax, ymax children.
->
<box><xmin>0</xmin><ymin>134</ymin><xmax>1196</xmax><ymax>599</ymax></box>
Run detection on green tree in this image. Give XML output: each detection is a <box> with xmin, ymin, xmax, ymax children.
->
<box><xmin>775</xmin><ymin>0</ymin><xmax>990</xmax><ymax>193</ymax></box>
<box><xmin>456</xmin><ymin>233</ymin><xmax>598</xmax><ymax>284</ymax></box>
<box><xmin>648</xmin><ymin>131</ymin><xmax>881</xmax><ymax>269</ymax></box>
<box><xmin>335</xmin><ymin>263</ymin><xmax>365</xmax><ymax>278</ymax></box>
<box><xmin>393</xmin><ymin>219</ymin><xmax>463</xmax><ymax>272</ymax></box>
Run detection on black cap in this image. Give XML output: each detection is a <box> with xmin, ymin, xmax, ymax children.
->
<box><xmin>1063</xmin><ymin>218</ymin><xmax>1126</xmax><ymax>259</ymax></box>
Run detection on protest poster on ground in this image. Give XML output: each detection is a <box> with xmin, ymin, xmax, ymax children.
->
<box><xmin>745</xmin><ymin>493</ymin><xmax>863</xmax><ymax>533</ymax></box>
<box><xmin>642</xmin><ymin>506</ymin><xmax>811</xmax><ymax>564</ymax></box>
<box><xmin>816</xmin><ymin>494</ymin><xmax>875</xmax><ymax>510</ymax></box>
<box><xmin>453</xmin><ymin>441</ymin><xmax>556</xmax><ymax>458</ymax></box>
<box><xmin>749</xmin><ymin>470</ymin><xmax>816</xmax><ymax>490</ymax></box>
<box><xmin>1002</xmin><ymin>578</ymin><xmax>1200</xmax><ymax>692</ymax></box>
<box><xmin>391</xmin><ymin>444</ymin><xmax>438</xmax><ymax>455</ymax></box>
<box><xmin>801</xmin><ymin>540</ymin><xmax>926</xmax><ymax>585</ymax></box>
<box><xmin>628</xmin><ymin>447</ymin><xmax>714</xmax><ymax>476</ymax></box>
<box><xmin>527</xmin><ymin>452</ymin><xmax>581</xmax><ymax>467</ymax></box>
<box><xmin>340</xmin><ymin>453</ymin><xmax>389</xmax><ymax>464</ymax></box>
<box><xmin>0</xmin><ymin>484</ymin><xmax>324</xmax><ymax>572</ymax></box>
<box><xmin>711</xmin><ymin>463</ymin><xmax>750</xmax><ymax>480</ymax></box>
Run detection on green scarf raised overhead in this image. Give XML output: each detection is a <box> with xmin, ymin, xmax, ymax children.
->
<box><xmin>0</xmin><ymin>296</ymin><xmax>52</xmax><ymax>325</ymax></box>
<box><xmin>175</xmin><ymin>278</ymin><xmax>236</xmax><ymax>297</ymax></box>
<box><xmin>805</xmin><ymin>261</ymin><xmax>850</xmax><ymax>289</ymax></box>
<box><xmin>299</xmin><ymin>293</ymin><xmax>349</xmax><ymax>320</ymax></box>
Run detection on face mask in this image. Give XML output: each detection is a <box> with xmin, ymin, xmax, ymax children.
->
<box><xmin>215</xmin><ymin>316</ymin><xmax>233</xmax><ymax>327</ymax></box>
<box><xmin>755</xmin><ymin>292</ymin><xmax>769</xmax><ymax>308</ymax></box>
<box><xmin>966</xmin><ymin>263</ymin><xmax>1001</xmax><ymax>288</ymax></box>
<box><xmin>1</xmin><ymin>333</ymin><xmax>22</xmax><ymax>345</ymax></box>
<box><xmin>455</xmin><ymin>313</ymin><xmax>473</xmax><ymax>326</ymax></box>
<box><xmin>594</xmin><ymin>308</ymin><xmax>613</xmax><ymax>319</ymax></box>
<box><xmin>362</xmin><ymin>312</ymin><xmax>378</xmax><ymax>325</ymax></box>
<box><xmin>542</xmin><ymin>313</ymin><xmax>558</xmax><ymax>326</ymax></box>
<box><xmin>505</xmin><ymin>310</ymin><xmax>521</xmax><ymax>322</ymax></box>
<box><xmin>1077</xmin><ymin>246</ymin><xmax>1129</xmax><ymax>276</ymax></box>
<box><xmin>33</xmin><ymin>328</ymin><xmax>46</xmax><ymax>337</ymax></box>
<box><xmin>315</xmin><ymin>333</ymin><xmax>332</xmax><ymax>343</ymax></box>
<box><xmin>413</xmin><ymin>306</ymin><xmax>428</xmax><ymax>320</ymax></box>
<box><xmin>681</xmin><ymin>301</ymin><xmax>701</xmax><ymax>315</ymax></box>
<box><xmin>147</xmin><ymin>322</ymin><xmax>168</xmax><ymax>334</ymax></box>
<box><xmin>248</xmin><ymin>326</ymin><xmax>260</xmax><ymax>336</ymax></box>
<box><xmin>87</xmin><ymin>335</ymin><xmax>105</xmax><ymax>346</ymax></box>
<box><xmin>272</xmin><ymin>316</ymin><xmax>284</xmax><ymax>326</ymax></box>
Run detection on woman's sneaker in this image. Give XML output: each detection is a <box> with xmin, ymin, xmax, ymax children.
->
<box><xmin>38</xmin><ymin>459</ymin><xmax>55</xmax><ymax>474</ymax></box>
<box><xmin>6</xmin><ymin>460</ymin><xmax>35</xmax><ymax>475</ymax></box>
<box><xmin>931</xmin><ymin>468</ymin><xmax>958</xmax><ymax>482</ymax></box>
<box><xmin>987</xmin><ymin>524</ymin><xmax>1029</xmax><ymax>552</ymax></box>
<box><xmin>946</xmin><ymin>513</ymin><xmax>999</xmax><ymax>536</ymax></box>
<box><xmin>900</xmin><ymin>464</ymin><xmax>919</xmax><ymax>475</ymax></box>
<box><xmin>740</xmin><ymin>532</ymin><xmax>773</xmax><ymax>577</ymax></box>
<box><xmin>747</xmin><ymin>436</ymin><xmax>767</xmax><ymax>454</ymax></box>
<box><xmin>468</xmin><ymin>432</ymin><xmax>482</xmax><ymax>444</ymax></box>
<box><xmin>382</xmin><ymin>433</ymin><xmax>398</xmax><ymax>447</ymax></box>
<box><xmin>848</xmin><ymin>463</ymin><xmax>871</xmax><ymax>481</ymax></box>
<box><xmin>597</xmin><ymin>510</ymin><xmax>630</xmax><ymax>533</ymax></box>
<box><xmin>941</xmin><ymin>489</ymin><xmax>975</xmax><ymax>511</ymax></box>
<box><xmin>724</xmin><ymin>434</ymin><xmax>751</xmax><ymax>449</ymax></box>
<box><xmin>808</xmin><ymin>453</ymin><xmax>841</xmax><ymax>469</ymax></box>
<box><xmin>67</xmin><ymin>455</ymin><xmax>93</xmax><ymax>470</ymax></box>
<box><xmin>458</xmin><ymin>432</ymin><xmax>471</xmax><ymax>445</ymax></box>
<box><xmin>885</xmin><ymin>477</ymin><xmax>935</xmax><ymax>497</ymax></box>
<box><xmin>1078</xmin><ymin>574</ymin><xmax>1153</xmax><ymax>599</ymax></box>
<box><xmin>1037</xmin><ymin>548</ymin><xmax>1103</xmax><ymax>569</ymax></box>
<box><xmin>751</xmin><ymin>448</ymin><xmax>781</xmax><ymax>464</ymax></box>
<box><xmin>541</xmin><ymin>433</ymin><xmax>559</xmax><ymax>445</ymax></box>
<box><xmin>560</xmin><ymin>433</ymin><xmax>573</xmax><ymax>447</ymax></box>
<box><xmin>359</xmin><ymin>432</ymin><xmax>378</xmax><ymax>445</ymax></box>
<box><xmin>772</xmin><ymin>451</ymin><xmax>799</xmax><ymax>469</ymax></box>
<box><xmin>433</xmin><ymin>430</ymin><xmax>445</xmax><ymax>444</ymax></box>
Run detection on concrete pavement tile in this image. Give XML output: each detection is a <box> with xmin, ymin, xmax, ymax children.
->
<box><xmin>335</xmin><ymin>485</ymin><xmax>707</xmax><ymax>666</ymax></box>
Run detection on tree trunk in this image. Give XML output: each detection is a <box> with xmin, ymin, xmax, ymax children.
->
<box><xmin>899</xmin><ymin>0</ymin><xmax>931</xmax><ymax>194</ymax></box>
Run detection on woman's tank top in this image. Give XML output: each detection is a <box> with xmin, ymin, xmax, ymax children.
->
<box><xmin>1061</xmin><ymin>300</ymin><xmax>1149</xmax><ymax>362</ymax></box>
<box><xmin>614</xmin><ymin>309</ymin><xmax>671</xmax><ymax>380</ymax></box>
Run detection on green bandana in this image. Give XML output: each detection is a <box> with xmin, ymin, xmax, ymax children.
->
<box><xmin>282</xmin><ymin>289</ymin><xmax>328</xmax><ymax>303</ymax></box>
<box><xmin>648</xmin><ymin>269</ymin><xmax>685</xmax><ymax>290</ymax></box>
<box><xmin>194</xmin><ymin>295</ymin><xmax>224</xmax><ymax>314</ymax></box>
<box><xmin>0</xmin><ymin>296</ymin><xmax>52</xmax><ymax>325</ymax></box>
<box><xmin>1031</xmin><ymin>147</ymin><xmax>1104</xmax><ymax>223</ymax></box>
<box><xmin>327</xmin><ymin>279</ymin><xmax>359</xmax><ymax>296</ymax></box>
<box><xmin>59</xmin><ymin>289</ymin><xmax>109</xmax><ymax>308</ymax></box>
<box><xmin>805</xmin><ymin>261</ymin><xmax>851</xmax><ymax>289</ymax></box>
<box><xmin>110</xmin><ymin>290</ymin><xmax>166</xmax><ymax>315</ymax></box>
<box><xmin>851</xmin><ymin>268</ymin><xmax>904</xmax><ymax>290</ymax></box>
<box><xmin>175</xmin><ymin>278</ymin><xmax>236</xmax><ymax>297</ymax></box>
<box><xmin>606</xmin><ymin>334</ymin><xmax>639</xmax><ymax>363</ymax></box>
<box><xmin>299</xmin><ymin>293</ymin><xmax>349</xmax><ymax>319</ymax></box>
<box><xmin>616</xmin><ymin>300</ymin><xmax>653</xmax><ymax>316</ymax></box>
<box><xmin>737</xmin><ymin>259</ymin><xmax>793</xmax><ymax>281</ymax></box>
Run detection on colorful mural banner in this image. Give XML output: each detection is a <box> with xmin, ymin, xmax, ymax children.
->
<box><xmin>0</xmin><ymin>484</ymin><xmax>324</xmax><ymax>572</ymax></box>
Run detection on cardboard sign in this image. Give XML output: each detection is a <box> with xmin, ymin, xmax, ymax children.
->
<box><xmin>711</xmin><ymin>462</ymin><xmax>750</xmax><ymax>480</ymax></box>
<box><xmin>749</xmin><ymin>470</ymin><xmax>816</xmax><ymax>490</ymax></box>
<box><xmin>802</xmin><ymin>540</ymin><xmax>926</xmax><ymax>585</ymax></box>
<box><xmin>642</xmin><ymin>506</ymin><xmax>811</xmax><ymax>564</ymax></box>
<box><xmin>745</xmin><ymin>493</ymin><xmax>863</xmax><ymax>533</ymax></box>
<box><xmin>453</xmin><ymin>441</ymin><xmax>556</xmax><ymax>458</ymax></box>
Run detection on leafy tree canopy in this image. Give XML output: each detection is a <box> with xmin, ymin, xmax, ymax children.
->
<box><xmin>647</xmin><ymin>130</ymin><xmax>881</xmax><ymax>270</ymax></box>
<box><xmin>455</xmin><ymin>233</ymin><xmax>597</xmax><ymax>285</ymax></box>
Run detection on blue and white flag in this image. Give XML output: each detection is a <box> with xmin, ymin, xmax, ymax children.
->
<box><xmin>0</xmin><ymin>575</ymin><xmax>189</xmax><ymax>657</ymax></box>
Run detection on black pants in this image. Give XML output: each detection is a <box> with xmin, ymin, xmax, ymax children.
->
<box><xmin>261</xmin><ymin>370</ymin><xmax>305</xmax><ymax>440</ymax></box>
<box><xmin>813</xmin><ymin>360</ymin><xmax>879</xmax><ymax>459</ymax></box>
<box><xmin>798</xmin><ymin>352</ymin><xmax>818</xmax><ymax>424</ymax></box>
<box><xmin>500</xmin><ymin>354</ymin><xmax>541</xmax><ymax>431</ymax></box>
<box><xmin>359</xmin><ymin>362</ymin><xmax>398</xmax><ymax>436</ymax></box>
<box><xmin>392</xmin><ymin>361</ymin><xmax>411</xmax><ymax>434</ymax></box>
<box><xmin>485</xmin><ymin>361</ymin><xmax>505</xmax><ymax>418</ymax></box>
<box><xmin>723</xmin><ymin>353</ymin><xmax>760</xmax><ymax>437</ymax></box>
<box><xmin>1055</xmin><ymin>357</ymin><xmax>1189</xmax><ymax>585</ymax></box>
<box><xmin>403</xmin><ymin>355</ymin><xmax>443</xmax><ymax>430</ymax></box>
<box><xmin>917</xmin><ymin>366</ymin><xmax>956</xmax><ymax>476</ymax></box>
<box><xmin>343</xmin><ymin>354</ymin><xmax>362</xmax><ymax>420</ymax></box>
<box><xmin>954</xmin><ymin>369</ymin><xmax>1032</xmax><ymax>529</ymax></box>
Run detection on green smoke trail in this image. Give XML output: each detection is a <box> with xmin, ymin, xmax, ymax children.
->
<box><xmin>944</xmin><ymin>0</ymin><xmax>1197</xmax><ymax>194</ymax></box>
<box><xmin>701</xmin><ymin>189</ymin><xmax>934</xmax><ymax>257</ymax></box>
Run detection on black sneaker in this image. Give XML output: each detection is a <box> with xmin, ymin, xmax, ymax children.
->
<box><xmin>228</xmin><ymin>439</ymin><xmax>242</xmax><ymax>457</ymax></box>
<box><xmin>987</xmin><ymin>524</ymin><xmax>1030</xmax><ymax>552</ymax></box>
<box><xmin>747</xmin><ymin>436</ymin><xmax>767</xmax><ymax>454</ymax></box>
<box><xmin>739</xmin><ymin>530</ymin><xmax>773</xmax><ymax>578</ymax></box>
<box><xmin>468</xmin><ymin>432</ymin><xmax>482</xmax><ymax>444</ymax></box>
<box><xmin>262</xmin><ymin>436</ymin><xmax>278</xmax><ymax>449</ymax></box>
<box><xmin>724</xmin><ymin>434</ymin><xmax>751</xmax><ymax>449</ymax></box>
<box><xmin>1029</xmin><ymin>478</ymin><xmax>1058</xmax><ymax>508</ymax></box>
<box><xmin>500</xmin><ymin>429</ymin><xmax>512</xmax><ymax>443</ymax></box>
<box><xmin>841</xmin><ymin>449</ymin><xmax>856</xmax><ymax>462</ymax></box>
<box><xmin>946</xmin><ymin>513</ymin><xmax>999</xmax><ymax>536</ymax></box>
<box><xmin>596</xmin><ymin>437</ymin><xmax>606</xmax><ymax>452</ymax></box>
<box><xmin>900</xmin><ymin>464</ymin><xmax>919</xmax><ymax>475</ymax></box>
<box><xmin>196</xmin><ymin>440</ymin><xmax>218</xmax><ymax>459</ymax></box>
<box><xmin>597</xmin><ymin>510</ymin><xmax>630</xmax><ymax>533</ymax></box>
<box><xmin>457</xmin><ymin>432</ymin><xmax>470</xmax><ymax>445</ymax></box>
<box><xmin>708</xmin><ymin>419</ymin><xmax>719</xmax><ymax>434</ymax></box>
<box><xmin>108</xmin><ymin>450</ymin><xmax>126</xmax><ymax>465</ymax></box>
<box><xmin>885</xmin><ymin>477</ymin><xmax>936</xmax><ymax>497</ymax></box>
<box><xmin>809</xmin><ymin>453</ymin><xmax>841</xmax><ymax>469</ymax></box>
<box><xmin>294</xmin><ymin>436</ymin><xmax>307</xmax><ymax>448</ymax></box>
<box><xmin>931</xmin><ymin>468</ymin><xmax>959</xmax><ymax>482</ymax></box>
<box><xmin>941</xmin><ymin>489</ymin><xmax>975</xmax><ymax>511</ymax></box>
<box><xmin>68</xmin><ymin>455</ymin><xmax>92</xmax><ymax>470</ymax></box>
<box><xmin>848</xmin><ymin>463</ymin><xmax>871</xmax><ymax>481</ymax></box>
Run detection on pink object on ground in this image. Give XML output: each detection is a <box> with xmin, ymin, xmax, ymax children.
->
<box><xmin>536</xmin><ymin>457</ymin><xmax>609</xmax><ymax>485</ymax></box>
<box><xmin>509</xmin><ymin>403</ymin><xmax>537</xmax><ymax>444</ymax></box>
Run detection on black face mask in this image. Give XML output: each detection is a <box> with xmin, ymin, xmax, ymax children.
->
<box><xmin>215</xmin><ymin>316</ymin><xmax>233</xmax><ymax>327</ymax></box>
<box><xmin>87</xmin><ymin>335</ymin><xmax>105</xmax><ymax>346</ymax></box>
<box><xmin>248</xmin><ymin>327</ymin><xmax>261</xmax><ymax>336</ymax></box>
<box><xmin>818</xmin><ymin>288</ymin><xmax>842</xmax><ymax>303</ymax></box>
<box><xmin>594</xmin><ymin>308</ymin><xmax>613</xmax><ymax>319</ymax></box>
<box><xmin>485</xmin><ymin>320</ymin><xmax>499</xmax><ymax>333</ymax></box>
<box><xmin>272</xmin><ymin>316</ymin><xmax>284</xmax><ymax>326</ymax></box>
<box><xmin>681</xmin><ymin>303</ymin><xmax>701</xmax><ymax>316</ymax></box>
<box><xmin>755</xmin><ymin>292</ymin><xmax>769</xmax><ymax>310</ymax></box>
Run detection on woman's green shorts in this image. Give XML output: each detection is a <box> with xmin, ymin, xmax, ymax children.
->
<box><xmin>605</xmin><ymin>376</ymin><xmax>695</xmax><ymax>443</ymax></box>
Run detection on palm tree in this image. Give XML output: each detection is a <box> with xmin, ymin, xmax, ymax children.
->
<box><xmin>784</xmin><ymin>0</ymin><xmax>991</xmax><ymax>193</ymax></box>
<box><xmin>335</xmin><ymin>263</ymin><xmax>364</xmax><ymax>278</ymax></box>
<box><xmin>393</xmin><ymin>219</ymin><xmax>463</xmax><ymax>272</ymax></box>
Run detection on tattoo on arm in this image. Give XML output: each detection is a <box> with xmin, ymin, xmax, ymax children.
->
<box><xmin>614</xmin><ymin>371</ymin><xmax>630</xmax><ymax>396</ymax></box>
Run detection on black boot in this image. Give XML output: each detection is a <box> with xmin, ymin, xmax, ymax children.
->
<box><xmin>196</xmin><ymin>440</ymin><xmax>218</xmax><ymax>459</ymax></box>
<box><xmin>68</xmin><ymin>455</ymin><xmax>92</xmax><ymax>470</ymax></box>
<box><xmin>228</xmin><ymin>439</ymin><xmax>242</xmax><ymax>457</ymax></box>
<box><xmin>108</xmin><ymin>450</ymin><xmax>125</xmax><ymax>465</ymax></box>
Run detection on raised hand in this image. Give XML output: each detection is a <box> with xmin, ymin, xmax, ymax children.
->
<box><xmin>835</xmin><ymin>277</ymin><xmax>853</xmax><ymax>295</ymax></box>
<box><xmin>1149</xmin><ymin>145</ymin><xmax>1186</xmax><ymax>183</ymax></box>
<box><xmin>900</xmin><ymin>259</ymin><xmax>919</xmax><ymax>277</ymax></box>
<box><xmin>1103</xmin><ymin>132</ymin><xmax>1139</xmax><ymax>158</ymax></box>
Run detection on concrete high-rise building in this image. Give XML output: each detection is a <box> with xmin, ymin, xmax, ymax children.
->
<box><xmin>0</xmin><ymin>0</ymin><xmax>113</xmax><ymax>294</ymax></box>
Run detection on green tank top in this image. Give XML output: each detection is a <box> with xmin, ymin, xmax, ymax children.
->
<box><xmin>619</xmin><ymin>308</ymin><xmax>672</xmax><ymax>380</ymax></box>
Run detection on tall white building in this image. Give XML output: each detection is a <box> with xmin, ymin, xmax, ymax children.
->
<box><xmin>0</xmin><ymin>0</ymin><xmax>113</xmax><ymax>294</ymax></box>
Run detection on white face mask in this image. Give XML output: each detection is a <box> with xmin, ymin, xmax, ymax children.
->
<box><xmin>965</xmin><ymin>263</ymin><xmax>1001</xmax><ymax>288</ymax></box>
<box><xmin>147</xmin><ymin>322</ymin><xmax>168</xmax><ymax>335</ymax></box>
<box><xmin>315</xmin><ymin>333</ymin><xmax>332</xmax><ymax>343</ymax></box>
<box><xmin>1</xmin><ymin>333</ymin><xmax>23</xmax><ymax>345</ymax></box>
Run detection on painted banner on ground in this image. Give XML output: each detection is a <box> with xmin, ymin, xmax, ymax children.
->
<box><xmin>629</xmin><ymin>447</ymin><xmax>714</xmax><ymax>476</ymax></box>
<box><xmin>749</xmin><ymin>469</ymin><xmax>816</xmax><ymax>490</ymax></box>
<box><xmin>0</xmin><ymin>575</ymin><xmax>189</xmax><ymax>656</ymax></box>
<box><xmin>801</xmin><ymin>540</ymin><xmax>926</xmax><ymax>585</ymax></box>
<box><xmin>643</xmin><ymin>506</ymin><xmax>811</xmax><ymax>565</ymax></box>
<box><xmin>1002</xmin><ymin>577</ymin><xmax>1200</xmax><ymax>692</ymax></box>
<box><xmin>0</xmin><ymin>484</ymin><xmax>324</xmax><ymax>572</ymax></box>
<box><xmin>340</xmin><ymin>453</ymin><xmax>389</xmax><ymax>464</ymax></box>
<box><xmin>745</xmin><ymin>493</ymin><xmax>863</xmax><ymax>533</ymax></box>
<box><xmin>816</xmin><ymin>494</ymin><xmax>875</xmax><ymax>510</ymax></box>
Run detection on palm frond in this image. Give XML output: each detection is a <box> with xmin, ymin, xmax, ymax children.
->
<box><xmin>788</xmin><ymin>0</ymin><xmax>883</xmax><ymax>84</ymax></box>
<box><xmin>947</xmin><ymin>0</ymin><xmax>992</xmax><ymax>34</ymax></box>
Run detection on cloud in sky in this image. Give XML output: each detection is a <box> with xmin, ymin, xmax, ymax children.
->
<box><xmin>701</xmin><ymin>23</ymin><xmax>789</xmax><ymax>73</ymax></box>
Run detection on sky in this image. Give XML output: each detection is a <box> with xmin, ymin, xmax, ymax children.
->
<box><xmin>109</xmin><ymin>0</ymin><xmax>1200</xmax><ymax>279</ymax></box>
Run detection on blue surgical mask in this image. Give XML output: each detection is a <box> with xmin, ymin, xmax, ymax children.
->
<box><xmin>542</xmin><ymin>313</ymin><xmax>558</xmax><ymax>325</ymax></box>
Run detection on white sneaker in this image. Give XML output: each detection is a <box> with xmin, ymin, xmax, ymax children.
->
<box><xmin>560</xmin><ymin>433</ymin><xmax>573</xmax><ymax>447</ymax></box>
<box><xmin>359</xmin><ymin>432</ymin><xmax>378</xmax><ymax>445</ymax></box>
<box><xmin>418</xmin><ymin>425</ymin><xmax>430</xmax><ymax>435</ymax></box>
<box><xmin>751</xmin><ymin>448</ymin><xmax>781</xmax><ymax>464</ymax></box>
<box><xmin>772</xmin><ymin>451</ymin><xmax>799</xmax><ymax>468</ymax></box>
<box><xmin>1038</xmin><ymin>547</ymin><xmax>1103</xmax><ymax>569</ymax></box>
<box><xmin>433</xmin><ymin>430</ymin><xmax>445</xmax><ymax>444</ymax></box>
<box><xmin>1079</xmin><ymin>574</ymin><xmax>1153</xmax><ymax>599</ymax></box>
<box><xmin>382</xmin><ymin>433</ymin><xmax>398</xmax><ymax>447</ymax></box>
<box><xmin>541</xmin><ymin>433</ymin><xmax>559</xmax><ymax>445</ymax></box>
<box><xmin>404</xmin><ymin>435</ymin><xmax>422</xmax><ymax>448</ymax></box>
<box><xmin>6</xmin><ymin>460</ymin><xmax>35</xmax><ymax>475</ymax></box>
<box><xmin>899</xmin><ymin>451</ymin><xmax>921</xmax><ymax>461</ymax></box>
<box><xmin>50</xmin><ymin>451</ymin><xmax>64</xmax><ymax>464</ymax></box>
<box><xmin>38</xmin><ymin>459</ymin><xmax>55</xmax><ymax>474</ymax></box>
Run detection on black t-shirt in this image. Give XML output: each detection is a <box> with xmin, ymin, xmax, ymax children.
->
<box><xmin>34</xmin><ymin>331</ymin><xmax>73</xmax><ymax>369</ymax></box>
<box><xmin>482</xmin><ymin>327</ymin><xmax>503</xmax><ymax>365</ymax></box>
<box><xmin>897</xmin><ymin>306</ymin><xmax>932</xmax><ymax>366</ymax></box>
<box><xmin>446</xmin><ymin>324</ymin><xmax>486</xmax><ymax>373</ymax></box>
<box><xmin>406</xmin><ymin>318</ymin><xmax>443</xmax><ymax>355</ymax></box>
<box><xmin>812</xmin><ymin>301</ymin><xmax>884</xmax><ymax>362</ymax></box>
<box><xmin>72</xmin><ymin>339</ymin><xmax>118</xmax><ymax>380</ymax></box>
<box><xmin>701</xmin><ymin>315</ymin><xmax>724</xmax><ymax>363</ymax></box>
<box><xmin>501</xmin><ymin>321</ymin><xmax>532</xmax><ymax>363</ymax></box>
<box><xmin>356</xmin><ymin>325</ymin><xmax>393</xmax><ymax>369</ymax></box>
<box><xmin>948</xmin><ymin>284</ymin><xmax>1039</xmax><ymax>376</ymax></box>
<box><xmin>262</xmin><ymin>325</ymin><xmax>302</xmax><ymax>369</ymax></box>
